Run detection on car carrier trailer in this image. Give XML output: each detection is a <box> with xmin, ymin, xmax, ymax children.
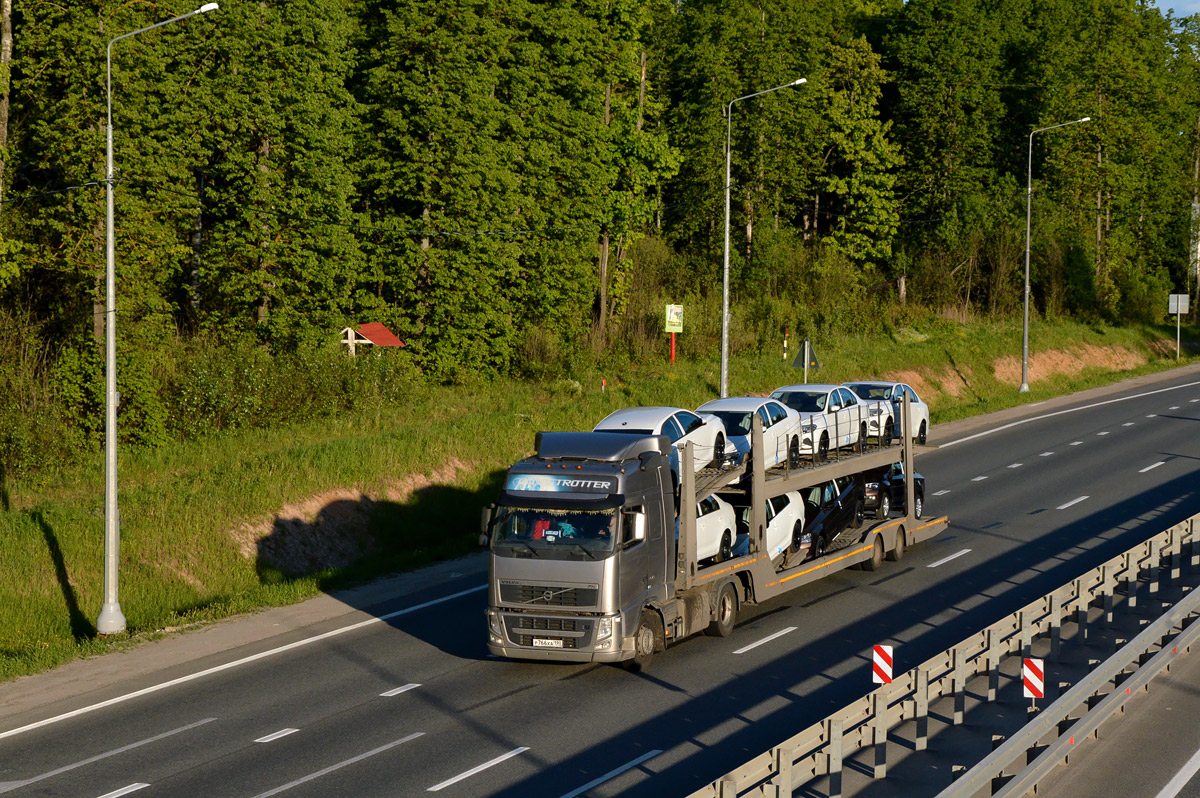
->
<box><xmin>481</xmin><ymin>397</ymin><xmax>947</xmax><ymax>668</ymax></box>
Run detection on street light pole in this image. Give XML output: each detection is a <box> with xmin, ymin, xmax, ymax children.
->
<box><xmin>98</xmin><ymin>2</ymin><xmax>219</xmax><ymax>636</ymax></box>
<box><xmin>1019</xmin><ymin>115</ymin><xmax>1090</xmax><ymax>394</ymax></box>
<box><xmin>720</xmin><ymin>77</ymin><xmax>806</xmax><ymax>398</ymax></box>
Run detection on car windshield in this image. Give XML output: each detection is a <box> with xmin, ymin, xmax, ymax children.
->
<box><xmin>846</xmin><ymin>383</ymin><xmax>890</xmax><ymax>400</ymax></box>
<box><xmin>492</xmin><ymin>507</ymin><xmax>618</xmax><ymax>553</ymax></box>
<box><xmin>709</xmin><ymin>411</ymin><xmax>754</xmax><ymax>437</ymax></box>
<box><xmin>772</xmin><ymin>390</ymin><xmax>826</xmax><ymax>413</ymax></box>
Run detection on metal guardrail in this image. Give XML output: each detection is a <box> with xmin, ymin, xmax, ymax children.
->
<box><xmin>687</xmin><ymin>513</ymin><xmax>1200</xmax><ymax>798</ymax></box>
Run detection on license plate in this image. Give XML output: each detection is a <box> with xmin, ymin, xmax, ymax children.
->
<box><xmin>532</xmin><ymin>638</ymin><xmax>563</xmax><ymax>648</ymax></box>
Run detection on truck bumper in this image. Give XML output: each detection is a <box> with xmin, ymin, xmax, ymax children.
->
<box><xmin>486</xmin><ymin>608</ymin><xmax>627</xmax><ymax>663</ymax></box>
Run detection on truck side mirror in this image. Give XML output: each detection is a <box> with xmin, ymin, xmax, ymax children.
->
<box><xmin>479</xmin><ymin>504</ymin><xmax>495</xmax><ymax>546</ymax></box>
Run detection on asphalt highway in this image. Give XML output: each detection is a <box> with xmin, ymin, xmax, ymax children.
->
<box><xmin>4</xmin><ymin>368</ymin><xmax>1200</xmax><ymax>798</ymax></box>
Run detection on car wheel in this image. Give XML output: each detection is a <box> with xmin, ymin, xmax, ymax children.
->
<box><xmin>789</xmin><ymin>436</ymin><xmax>800</xmax><ymax>468</ymax></box>
<box><xmin>719</xmin><ymin>531</ymin><xmax>732</xmax><ymax>562</ymax></box>
<box><xmin>877</xmin><ymin>492</ymin><xmax>890</xmax><ymax>520</ymax></box>
<box><xmin>853</xmin><ymin>499</ymin><xmax>865</xmax><ymax>529</ymax></box>
<box><xmin>714</xmin><ymin>434</ymin><xmax>725</xmax><ymax>465</ymax></box>
<box><xmin>810</xmin><ymin>534</ymin><xmax>827</xmax><ymax>561</ymax></box>
<box><xmin>883</xmin><ymin>418</ymin><xmax>894</xmax><ymax>447</ymax></box>
<box><xmin>918</xmin><ymin>421</ymin><xmax>927</xmax><ymax>446</ymax></box>
<box><xmin>914</xmin><ymin>492</ymin><xmax>923</xmax><ymax>519</ymax></box>
<box><xmin>862</xmin><ymin>534</ymin><xmax>885</xmax><ymax>572</ymax></box>
<box><xmin>854</xmin><ymin>422</ymin><xmax>867</xmax><ymax>453</ymax></box>
<box><xmin>888</xmin><ymin>527</ymin><xmax>907</xmax><ymax>562</ymax></box>
<box><xmin>624</xmin><ymin>611</ymin><xmax>660</xmax><ymax>671</ymax></box>
<box><xmin>790</xmin><ymin>520</ymin><xmax>804</xmax><ymax>553</ymax></box>
<box><xmin>817</xmin><ymin>434</ymin><xmax>829</xmax><ymax>462</ymax></box>
<box><xmin>705</xmin><ymin>582</ymin><xmax>738</xmax><ymax>638</ymax></box>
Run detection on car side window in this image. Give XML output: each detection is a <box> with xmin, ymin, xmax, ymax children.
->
<box><xmin>907</xmin><ymin>386</ymin><xmax>921</xmax><ymax>403</ymax></box>
<box><xmin>757</xmin><ymin>406</ymin><xmax>773</xmax><ymax>428</ymax></box>
<box><xmin>663</xmin><ymin>416</ymin><xmax>685</xmax><ymax>443</ymax></box>
<box><xmin>677</xmin><ymin>410</ymin><xmax>703</xmax><ymax>434</ymax></box>
<box><xmin>840</xmin><ymin>388</ymin><xmax>857</xmax><ymax>407</ymax></box>
<box><xmin>771</xmin><ymin>494</ymin><xmax>790</xmax><ymax>514</ymax></box>
<box><xmin>823</xmin><ymin>482</ymin><xmax>836</xmax><ymax>504</ymax></box>
<box><xmin>698</xmin><ymin>496</ymin><xmax>716</xmax><ymax>516</ymax></box>
<box><xmin>768</xmin><ymin>402</ymin><xmax>787</xmax><ymax>424</ymax></box>
<box><xmin>765</xmin><ymin>500</ymin><xmax>777</xmax><ymax>523</ymax></box>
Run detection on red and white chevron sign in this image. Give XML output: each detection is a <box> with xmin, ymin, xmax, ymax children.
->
<box><xmin>872</xmin><ymin>644</ymin><xmax>893</xmax><ymax>684</ymax></box>
<box><xmin>1023</xmin><ymin>658</ymin><xmax>1044</xmax><ymax>699</ymax></box>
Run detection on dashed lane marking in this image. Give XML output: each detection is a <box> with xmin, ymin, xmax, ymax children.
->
<box><xmin>927</xmin><ymin>549</ymin><xmax>971</xmax><ymax>568</ymax></box>
<box><xmin>1057</xmin><ymin>496</ymin><xmax>1089</xmax><ymax>510</ymax></box>
<box><xmin>733</xmin><ymin>627</ymin><xmax>798</xmax><ymax>655</ymax></box>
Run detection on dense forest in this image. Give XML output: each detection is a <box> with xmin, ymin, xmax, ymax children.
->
<box><xmin>1</xmin><ymin>0</ymin><xmax>1199</xmax><ymax>470</ymax></box>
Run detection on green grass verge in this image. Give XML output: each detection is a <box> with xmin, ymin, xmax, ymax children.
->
<box><xmin>1</xmin><ymin>317</ymin><xmax>1196</xmax><ymax>681</ymax></box>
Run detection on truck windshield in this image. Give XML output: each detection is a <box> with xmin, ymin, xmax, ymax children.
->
<box><xmin>492</xmin><ymin>507</ymin><xmax>618</xmax><ymax>554</ymax></box>
<box><xmin>771</xmin><ymin>390</ymin><xmax>826</xmax><ymax>413</ymax></box>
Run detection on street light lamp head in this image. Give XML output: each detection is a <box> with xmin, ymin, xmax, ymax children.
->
<box><xmin>791</xmin><ymin>78</ymin><xmax>807</xmax><ymax>86</ymax></box>
<box><xmin>1079</xmin><ymin>116</ymin><xmax>1091</xmax><ymax>122</ymax></box>
<box><xmin>197</xmin><ymin>2</ymin><xmax>219</xmax><ymax>13</ymax></box>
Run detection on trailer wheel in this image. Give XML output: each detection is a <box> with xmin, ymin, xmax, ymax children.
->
<box><xmin>625</xmin><ymin>611</ymin><xmax>660</xmax><ymax>671</ymax></box>
<box><xmin>705</xmin><ymin>582</ymin><xmax>738</xmax><ymax>638</ymax></box>
<box><xmin>862</xmin><ymin>534</ymin><xmax>885</xmax><ymax>572</ymax></box>
<box><xmin>719</xmin><ymin>530</ymin><xmax>732</xmax><ymax>562</ymax></box>
<box><xmin>888</xmin><ymin>527</ymin><xmax>907</xmax><ymax>562</ymax></box>
<box><xmin>877</xmin><ymin>492</ymin><xmax>890</xmax><ymax>520</ymax></box>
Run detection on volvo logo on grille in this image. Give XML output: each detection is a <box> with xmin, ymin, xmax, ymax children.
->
<box><xmin>543</xmin><ymin>590</ymin><xmax>554</xmax><ymax>602</ymax></box>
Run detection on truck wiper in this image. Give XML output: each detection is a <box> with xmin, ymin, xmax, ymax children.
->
<box><xmin>566</xmin><ymin>542</ymin><xmax>597</xmax><ymax>560</ymax></box>
<box><xmin>513</xmin><ymin>540</ymin><xmax>540</xmax><ymax>557</ymax></box>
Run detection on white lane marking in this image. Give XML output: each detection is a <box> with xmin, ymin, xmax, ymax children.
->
<box><xmin>1057</xmin><ymin>496</ymin><xmax>1089</xmax><ymax>510</ymax></box>
<box><xmin>255</xmin><ymin>728</ymin><xmax>299</xmax><ymax>743</ymax></box>
<box><xmin>1008</xmin><ymin>463</ymin><xmax>1023</xmax><ymax>469</ymax></box>
<box><xmin>933</xmin><ymin>490</ymin><xmax>950</xmax><ymax>496</ymax></box>
<box><xmin>1147</xmin><ymin>414</ymin><xmax>1158</xmax><ymax>418</ymax></box>
<box><xmin>0</xmin><ymin>718</ymin><xmax>215</xmax><ymax>795</ymax></box>
<box><xmin>1192</xmin><ymin>399</ymin><xmax>1200</xmax><ymax>403</ymax></box>
<box><xmin>1152</xmin><ymin>738</ymin><xmax>1200</xmax><ymax>798</ymax></box>
<box><xmin>1170</xmin><ymin>406</ymin><xmax>1181</xmax><ymax>410</ymax></box>
<box><xmin>427</xmin><ymin>747</ymin><xmax>530</xmax><ymax>792</ymax></box>
<box><xmin>1069</xmin><ymin>441</ymin><xmax>1082</xmax><ymax>446</ymax></box>
<box><xmin>928</xmin><ymin>549</ymin><xmax>971</xmax><ymax>568</ymax></box>
<box><xmin>1140</xmin><ymin>461</ymin><xmax>1166</xmax><ymax>473</ymax></box>
<box><xmin>1040</xmin><ymin>451</ymin><xmax>1054</xmax><ymax>457</ymax></box>
<box><xmin>1097</xmin><ymin>431</ymin><xmax>1110</xmax><ymax>436</ymax></box>
<box><xmin>557</xmin><ymin>750</ymin><xmax>663</xmax><ymax>798</ymax></box>
<box><xmin>938</xmin><ymin>380</ymin><xmax>1200</xmax><ymax>448</ymax></box>
<box><xmin>381</xmin><ymin>683</ymin><xmax>421</xmax><ymax>697</ymax></box>
<box><xmin>97</xmin><ymin>787</ymin><xmax>149</xmax><ymax>798</ymax></box>
<box><xmin>733</xmin><ymin>627</ymin><xmax>798</xmax><ymax>655</ymax></box>
<box><xmin>252</xmin><ymin>733</ymin><xmax>424</xmax><ymax>797</ymax></box>
<box><xmin>0</xmin><ymin>586</ymin><xmax>486</xmax><ymax>741</ymax></box>
<box><xmin>971</xmin><ymin>476</ymin><xmax>988</xmax><ymax>482</ymax></box>
<box><xmin>1123</xmin><ymin>422</ymin><xmax>1135</xmax><ymax>427</ymax></box>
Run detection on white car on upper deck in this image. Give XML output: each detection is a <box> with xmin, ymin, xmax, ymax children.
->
<box><xmin>695</xmin><ymin>396</ymin><xmax>802</xmax><ymax>468</ymax></box>
<box><xmin>768</xmin><ymin>384</ymin><xmax>875</xmax><ymax>460</ymax></box>
<box><xmin>843</xmin><ymin>381</ymin><xmax>930</xmax><ymax>445</ymax></box>
<box><xmin>593</xmin><ymin>406</ymin><xmax>727</xmax><ymax>468</ymax></box>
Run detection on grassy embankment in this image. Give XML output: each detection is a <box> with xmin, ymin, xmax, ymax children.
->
<box><xmin>0</xmin><ymin>317</ymin><xmax>1195</xmax><ymax>681</ymax></box>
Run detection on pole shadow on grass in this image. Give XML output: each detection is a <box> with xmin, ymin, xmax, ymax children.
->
<box><xmin>252</xmin><ymin>467</ymin><xmax>506</xmax><ymax>661</ymax></box>
<box><xmin>31</xmin><ymin>510</ymin><xmax>95</xmax><ymax>642</ymax></box>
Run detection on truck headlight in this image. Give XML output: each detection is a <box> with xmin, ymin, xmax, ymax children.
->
<box><xmin>486</xmin><ymin>609</ymin><xmax>503</xmax><ymax>640</ymax></box>
<box><xmin>596</xmin><ymin>616</ymin><xmax>613</xmax><ymax>641</ymax></box>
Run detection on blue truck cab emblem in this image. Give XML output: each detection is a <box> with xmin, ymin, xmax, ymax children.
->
<box><xmin>505</xmin><ymin>474</ymin><xmax>616</xmax><ymax>494</ymax></box>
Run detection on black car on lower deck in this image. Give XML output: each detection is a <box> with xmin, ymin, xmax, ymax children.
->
<box><xmin>863</xmin><ymin>462</ymin><xmax>925</xmax><ymax>520</ymax></box>
<box><xmin>796</xmin><ymin>474</ymin><xmax>865</xmax><ymax>559</ymax></box>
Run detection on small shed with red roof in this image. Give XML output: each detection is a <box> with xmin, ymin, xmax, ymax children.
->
<box><xmin>340</xmin><ymin>323</ymin><xmax>406</xmax><ymax>356</ymax></box>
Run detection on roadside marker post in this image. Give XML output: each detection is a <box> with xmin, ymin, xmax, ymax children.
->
<box><xmin>873</xmin><ymin>644</ymin><xmax>893</xmax><ymax>684</ymax></box>
<box><xmin>1024</xmin><ymin>657</ymin><xmax>1045</xmax><ymax>709</ymax></box>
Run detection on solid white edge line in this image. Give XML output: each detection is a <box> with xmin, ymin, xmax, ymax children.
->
<box><xmin>381</xmin><ymin>683</ymin><xmax>421</xmax><ymax>697</ymax></box>
<box><xmin>927</xmin><ymin>549</ymin><xmax>971</xmax><ymax>568</ymax></box>
<box><xmin>0</xmin><ymin>717</ymin><xmax>216</xmax><ymax>795</ymax></box>
<box><xmin>1057</xmin><ymin>495</ymin><xmax>1089</xmax><ymax>510</ymax></box>
<box><xmin>1152</xmin><ymin>741</ymin><xmax>1200</xmax><ymax>798</ymax></box>
<box><xmin>255</xmin><ymin>728</ymin><xmax>299</xmax><ymax>743</ymax></box>
<box><xmin>733</xmin><ymin>626</ymin><xmax>798</xmax><ymax>655</ymax></box>
<box><xmin>251</xmin><ymin>733</ymin><xmax>424</xmax><ymax>798</ymax></box>
<box><xmin>427</xmin><ymin>747</ymin><xmax>530</xmax><ymax>792</ymax></box>
<box><xmin>97</xmin><ymin>786</ymin><xmax>150</xmax><ymax>798</ymax></box>
<box><xmin>1140</xmin><ymin>461</ymin><xmax>1166</xmax><ymax>473</ymax></box>
<box><xmin>557</xmin><ymin>750</ymin><xmax>663</xmax><ymax>798</ymax></box>
<box><xmin>937</xmin><ymin>379</ymin><xmax>1200</xmax><ymax>449</ymax></box>
<box><xmin>0</xmin><ymin>586</ymin><xmax>486</xmax><ymax>741</ymax></box>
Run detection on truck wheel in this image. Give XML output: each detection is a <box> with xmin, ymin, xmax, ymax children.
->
<box><xmin>918</xmin><ymin>421</ymin><xmax>927</xmax><ymax>446</ymax></box>
<box><xmin>625</xmin><ymin>611</ymin><xmax>660</xmax><ymax>671</ymax></box>
<box><xmin>914</xmin><ymin>492</ymin><xmax>923</xmax><ymax>519</ymax></box>
<box><xmin>888</xmin><ymin>527</ymin><xmax>907</xmax><ymax>562</ymax></box>
<box><xmin>862</xmin><ymin>534</ymin><xmax>885</xmax><ymax>572</ymax></box>
<box><xmin>854</xmin><ymin>422</ymin><xmax>867</xmax><ymax>453</ymax></box>
<box><xmin>789</xmin><ymin>437</ymin><xmax>800</xmax><ymax>468</ymax></box>
<box><xmin>882</xmin><ymin>418</ymin><xmax>894</xmax><ymax>447</ymax></box>
<box><xmin>719</xmin><ymin>531</ymin><xmax>732</xmax><ymax>562</ymax></box>
<box><xmin>877</xmin><ymin>493</ymin><xmax>890</xmax><ymax>520</ymax></box>
<box><xmin>705</xmin><ymin>582</ymin><xmax>738</xmax><ymax>638</ymax></box>
<box><xmin>817</xmin><ymin>434</ymin><xmax>829</xmax><ymax>462</ymax></box>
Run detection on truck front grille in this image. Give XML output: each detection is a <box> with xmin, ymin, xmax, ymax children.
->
<box><xmin>502</xmin><ymin>614</ymin><xmax>594</xmax><ymax>649</ymax></box>
<box><xmin>499</xmin><ymin>583</ymin><xmax>599</xmax><ymax>608</ymax></box>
